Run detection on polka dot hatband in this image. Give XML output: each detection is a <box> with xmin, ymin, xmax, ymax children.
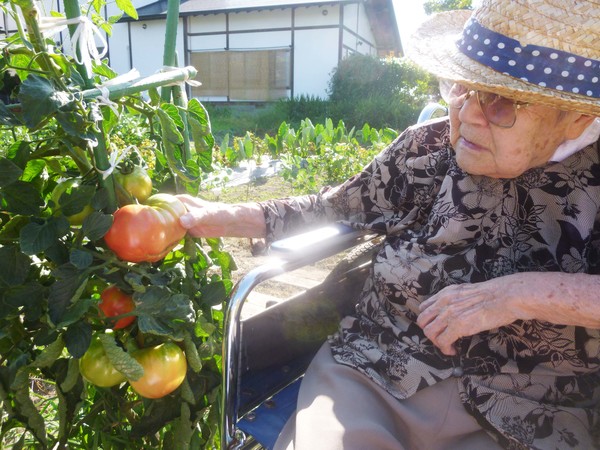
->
<box><xmin>406</xmin><ymin>0</ymin><xmax>600</xmax><ymax>116</ymax></box>
<box><xmin>458</xmin><ymin>17</ymin><xmax>599</xmax><ymax>100</ymax></box>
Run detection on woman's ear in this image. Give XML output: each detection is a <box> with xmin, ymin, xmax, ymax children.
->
<box><xmin>564</xmin><ymin>114</ymin><xmax>597</xmax><ymax>140</ymax></box>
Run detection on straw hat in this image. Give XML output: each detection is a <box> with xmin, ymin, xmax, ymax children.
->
<box><xmin>406</xmin><ymin>0</ymin><xmax>600</xmax><ymax>116</ymax></box>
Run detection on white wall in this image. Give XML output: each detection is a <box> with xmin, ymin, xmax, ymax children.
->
<box><xmin>229</xmin><ymin>30</ymin><xmax>291</xmax><ymax>49</ymax></box>
<box><xmin>228</xmin><ymin>9</ymin><xmax>291</xmax><ymax>30</ymax></box>
<box><xmin>108</xmin><ymin>19</ymin><xmax>185</xmax><ymax>77</ymax></box>
<box><xmin>107</xmin><ymin>23</ymin><xmax>132</xmax><ymax>75</ymax></box>
<box><xmin>294</xmin><ymin>4</ymin><xmax>340</xmax><ymax>27</ymax></box>
<box><xmin>294</xmin><ymin>28</ymin><xmax>338</xmax><ymax>98</ymax></box>
<box><xmin>341</xmin><ymin>3</ymin><xmax>376</xmax><ymax>56</ymax></box>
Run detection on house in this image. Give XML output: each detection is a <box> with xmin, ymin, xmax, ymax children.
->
<box><xmin>107</xmin><ymin>0</ymin><xmax>402</xmax><ymax>102</ymax></box>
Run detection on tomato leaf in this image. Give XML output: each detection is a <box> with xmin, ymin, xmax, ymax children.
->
<box><xmin>0</xmin><ymin>157</ymin><xmax>23</xmax><ymax>187</ymax></box>
<box><xmin>48</xmin><ymin>264</ymin><xmax>88</xmax><ymax>325</ymax></box>
<box><xmin>1</xmin><ymin>180</ymin><xmax>45</xmax><ymax>215</ymax></box>
<box><xmin>98</xmin><ymin>333</ymin><xmax>144</xmax><ymax>380</ymax></box>
<box><xmin>160</xmin><ymin>103</ymin><xmax>185</xmax><ymax>131</ymax></box>
<box><xmin>82</xmin><ymin>211</ymin><xmax>113</xmax><ymax>241</ymax></box>
<box><xmin>19</xmin><ymin>216</ymin><xmax>70</xmax><ymax>255</ymax></box>
<box><xmin>6</xmin><ymin>141</ymin><xmax>32</xmax><ymax>169</ymax></box>
<box><xmin>18</xmin><ymin>75</ymin><xmax>72</xmax><ymax>129</ymax></box>
<box><xmin>64</xmin><ymin>321</ymin><xmax>92</xmax><ymax>358</ymax></box>
<box><xmin>13</xmin><ymin>366</ymin><xmax>48</xmax><ymax>446</ymax></box>
<box><xmin>0</xmin><ymin>101</ymin><xmax>21</xmax><ymax>126</ymax></box>
<box><xmin>0</xmin><ymin>245</ymin><xmax>31</xmax><ymax>287</ymax></box>
<box><xmin>32</xmin><ymin>336</ymin><xmax>65</xmax><ymax>368</ymax></box>
<box><xmin>157</xmin><ymin>107</ymin><xmax>200</xmax><ymax>182</ymax></box>
<box><xmin>21</xmin><ymin>159</ymin><xmax>46</xmax><ymax>182</ymax></box>
<box><xmin>135</xmin><ymin>287</ymin><xmax>196</xmax><ymax>340</ymax></box>
<box><xmin>115</xmin><ymin>0</ymin><xmax>138</xmax><ymax>20</ymax></box>
<box><xmin>3</xmin><ymin>281</ymin><xmax>45</xmax><ymax>306</ymax></box>
<box><xmin>58</xmin><ymin>184</ymin><xmax>95</xmax><ymax>216</ymax></box>
<box><xmin>187</xmin><ymin>99</ymin><xmax>214</xmax><ymax>171</ymax></box>
<box><xmin>59</xmin><ymin>358</ymin><xmax>81</xmax><ymax>392</ymax></box>
<box><xmin>183</xmin><ymin>332</ymin><xmax>202</xmax><ymax>373</ymax></box>
<box><xmin>69</xmin><ymin>248</ymin><xmax>93</xmax><ymax>269</ymax></box>
<box><xmin>194</xmin><ymin>314</ymin><xmax>217</xmax><ymax>338</ymax></box>
<box><xmin>58</xmin><ymin>297</ymin><xmax>95</xmax><ymax>328</ymax></box>
<box><xmin>0</xmin><ymin>215</ymin><xmax>29</xmax><ymax>244</ymax></box>
<box><xmin>199</xmin><ymin>281</ymin><xmax>228</xmax><ymax>307</ymax></box>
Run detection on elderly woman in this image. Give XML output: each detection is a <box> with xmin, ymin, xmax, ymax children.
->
<box><xmin>179</xmin><ymin>0</ymin><xmax>600</xmax><ymax>448</ymax></box>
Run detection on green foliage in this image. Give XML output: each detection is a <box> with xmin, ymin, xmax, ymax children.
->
<box><xmin>0</xmin><ymin>0</ymin><xmax>226</xmax><ymax>448</ymax></box>
<box><xmin>275</xmin><ymin>95</ymin><xmax>329</xmax><ymax>127</ymax></box>
<box><xmin>328</xmin><ymin>54</ymin><xmax>438</xmax><ymax>130</ymax></box>
<box><xmin>277</xmin><ymin>119</ymin><xmax>397</xmax><ymax>193</ymax></box>
<box><xmin>423</xmin><ymin>0</ymin><xmax>473</xmax><ymax>14</ymax></box>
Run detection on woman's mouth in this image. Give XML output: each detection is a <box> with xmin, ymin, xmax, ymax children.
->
<box><xmin>458</xmin><ymin>136</ymin><xmax>486</xmax><ymax>152</ymax></box>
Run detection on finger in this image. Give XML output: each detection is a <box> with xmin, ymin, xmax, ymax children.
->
<box><xmin>419</xmin><ymin>297</ymin><xmax>436</xmax><ymax>311</ymax></box>
<box><xmin>436</xmin><ymin>337</ymin><xmax>457</xmax><ymax>356</ymax></box>
<box><xmin>421</xmin><ymin>321</ymin><xmax>457</xmax><ymax>356</ymax></box>
<box><xmin>416</xmin><ymin>307</ymin><xmax>435</xmax><ymax>328</ymax></box>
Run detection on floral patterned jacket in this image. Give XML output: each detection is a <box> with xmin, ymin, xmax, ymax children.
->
<box><xmin>259</xmin><ymin>118</ymin><xmax>600</xmax><ymax>449</ymax></box>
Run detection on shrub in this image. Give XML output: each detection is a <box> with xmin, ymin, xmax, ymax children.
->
<box><xmin>327</xmin><ymin>54</ymin><xmax>438</xmax><ymax>130</ymax></box>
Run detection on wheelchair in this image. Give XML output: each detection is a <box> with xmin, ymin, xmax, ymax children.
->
<box><xmin>220</xmin><ymin>105</ymin><xmax>447</xmax><ymax>450</ymax></box>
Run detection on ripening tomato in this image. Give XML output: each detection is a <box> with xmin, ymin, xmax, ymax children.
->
<box><xmin>114</xmin><ymin>166</ymin><xmax>153</xmax><ymax>205</ymax></box>
<box><xmin>103</xmin><ymin>193</ymin><xmax>187</xmax><ymax>263</ymax></box>
<box><xmin>128</xmin><ymin>342</ymin><xmax>187</xmax><ymax>399</ymax></box>
<box><xmin>79</xmin><ymin>336</ymin><xmax>126</xmax><ymax>387</ymax></box>
<box><xmin>99</xmin><ymin>285</ymin><xmax>136</xmax><ymax>329</ymax></box>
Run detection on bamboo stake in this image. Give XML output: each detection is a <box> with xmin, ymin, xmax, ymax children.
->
<box><xmin>80</xmin><ymin>66</ymin><xmax>197</xmax><ymax>100</ymax></box>
<box><xmin>161</xmin><ymin>0</ymin><xmax>181</xmax><ymax>103</ymax></box>
<box><xmin>61</xmin><ymin>0</ymin><xmax>116</xmax><ymax>211</ymax></box>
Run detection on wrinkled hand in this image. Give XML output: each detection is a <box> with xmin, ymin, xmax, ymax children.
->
<box><xmin>176</xmin><ymin>195</ymin><xmax>225</xmax><ymax>237</ymax></box>
<box><xmin>416</xmin><ymin>279</ymin><xmax>519</xmax><ymax>356</ymax></box>
<box><xmin>176</xmin><ymin>194</ymin><xmax>266</xmax><ymax>239</ymax></box>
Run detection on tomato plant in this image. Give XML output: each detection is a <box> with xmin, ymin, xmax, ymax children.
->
<box><xmin>129</xmin><ymin>342</ymin><xmax>187</xmax><ymax>399</ymax></box>
<box><xmin>115</xmin><ymin>165</ymin><xmax>153</xmax><ymax>205</ymax></box>
<box><xmin>99</xmin><ymin>285</ymin><xmax>136</xmax><ymax>329</ymax></box>
<box><xmin>104</xmin><ymin>193</ymin><xmax>187</xmax><ymax>262</ymax></box>
<box><xmin>0</xmin><ymin>0</ymin><xmax>227</xmax><ymax>447</ymax></box>
<box><xmin>79</xmin><ymin>335</ymin><xmax>127</xmax><ymax>387</ymax></box>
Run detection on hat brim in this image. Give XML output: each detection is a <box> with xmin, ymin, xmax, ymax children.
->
<box><xmin>406</xmin><ymin>10</ymin><xmax>600</xmax><ymax>116</ymax></box>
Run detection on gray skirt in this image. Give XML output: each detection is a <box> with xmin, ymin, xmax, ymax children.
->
<box><xmin>274</xmin><ymin>342</ymin><xmax>503</xmax><ymax>450</ymax></box>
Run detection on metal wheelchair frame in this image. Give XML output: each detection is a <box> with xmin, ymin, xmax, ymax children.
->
<box><xmin>221</xmin><ymin>224</ymin><xmax>378</xmax><ymax>449</ymax></box>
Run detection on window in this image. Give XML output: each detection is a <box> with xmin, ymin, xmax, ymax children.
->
<box><xmin>191</xmin><ymin>48</ymin><xmax>291</xmax><ymax>101</ymax></box>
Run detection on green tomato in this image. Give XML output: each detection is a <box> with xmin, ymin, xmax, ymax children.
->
<box><xmin>79</xmin><ymin>336</ymin><xmax>126</xmax><ymax>387</ymax></box>
<box><xmin>114</xmin><ymin>166</ymin><xmax>153</xmax><ymax>205</ymax></box>
<box><xmin>51</xmin><ymin>178</ymin><xmax>94</xmax><ymax>226</ymax></box>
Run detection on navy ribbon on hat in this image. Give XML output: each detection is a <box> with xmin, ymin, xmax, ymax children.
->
<box><xmin>456</xmin><ymin>17</ymin><xmax>600</xmax><ymax>99</ymax></box>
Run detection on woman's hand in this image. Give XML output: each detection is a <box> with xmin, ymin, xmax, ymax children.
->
<box><xmin>416</xmin><ymin>278</ymin><xmax>518</xmax><ymax>355</ymax></box>
<box><xmin>417</xmin><ymin>272</ymin><xmax>600</xmax><ymax>356</ymax></box>
<box><xmin>177</xmin><ymin>195</ymin><xmax>267</xmax><ymax>239</ymax></box>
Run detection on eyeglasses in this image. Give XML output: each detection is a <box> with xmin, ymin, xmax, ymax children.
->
<box><xmin>440</xmin><ymin>81</ymin><xmax>529</xmax><ymax>128</ymax></box>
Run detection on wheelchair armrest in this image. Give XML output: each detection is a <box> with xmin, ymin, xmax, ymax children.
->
<box><xmin>221</xmin><ymin>223</ymin><xmax>376</xmax><ymax>449</ymax></box>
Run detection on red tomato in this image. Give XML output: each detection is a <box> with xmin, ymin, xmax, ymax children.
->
<box><xmin>128</xmin><ymin>342</ymin><xmax>187</xmax><ymax>399</ymax></box>
<box><xmin>104</xmin><ymin>193</ymin><xmax>187</xmax><ymax>263</ymax></box>
<box><xmin>79</xmin><ymin>336</ymin><xmax>126</xmax><ymax>387</ymax></box>
<box><xmin>99</xmin><ymin>285</ymin><xmax>136</xmax><ymax>329</ymax></box>
<box><xmin>114</xmin><ymin>166</ymin><xmax>153</xmax><ymax>205</ymax></box>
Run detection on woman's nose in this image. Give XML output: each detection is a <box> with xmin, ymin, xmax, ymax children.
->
<box><xmin>458</xmin><ymin>92</ymin><xmax>488</xmax><ymax>126</ymax></box>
